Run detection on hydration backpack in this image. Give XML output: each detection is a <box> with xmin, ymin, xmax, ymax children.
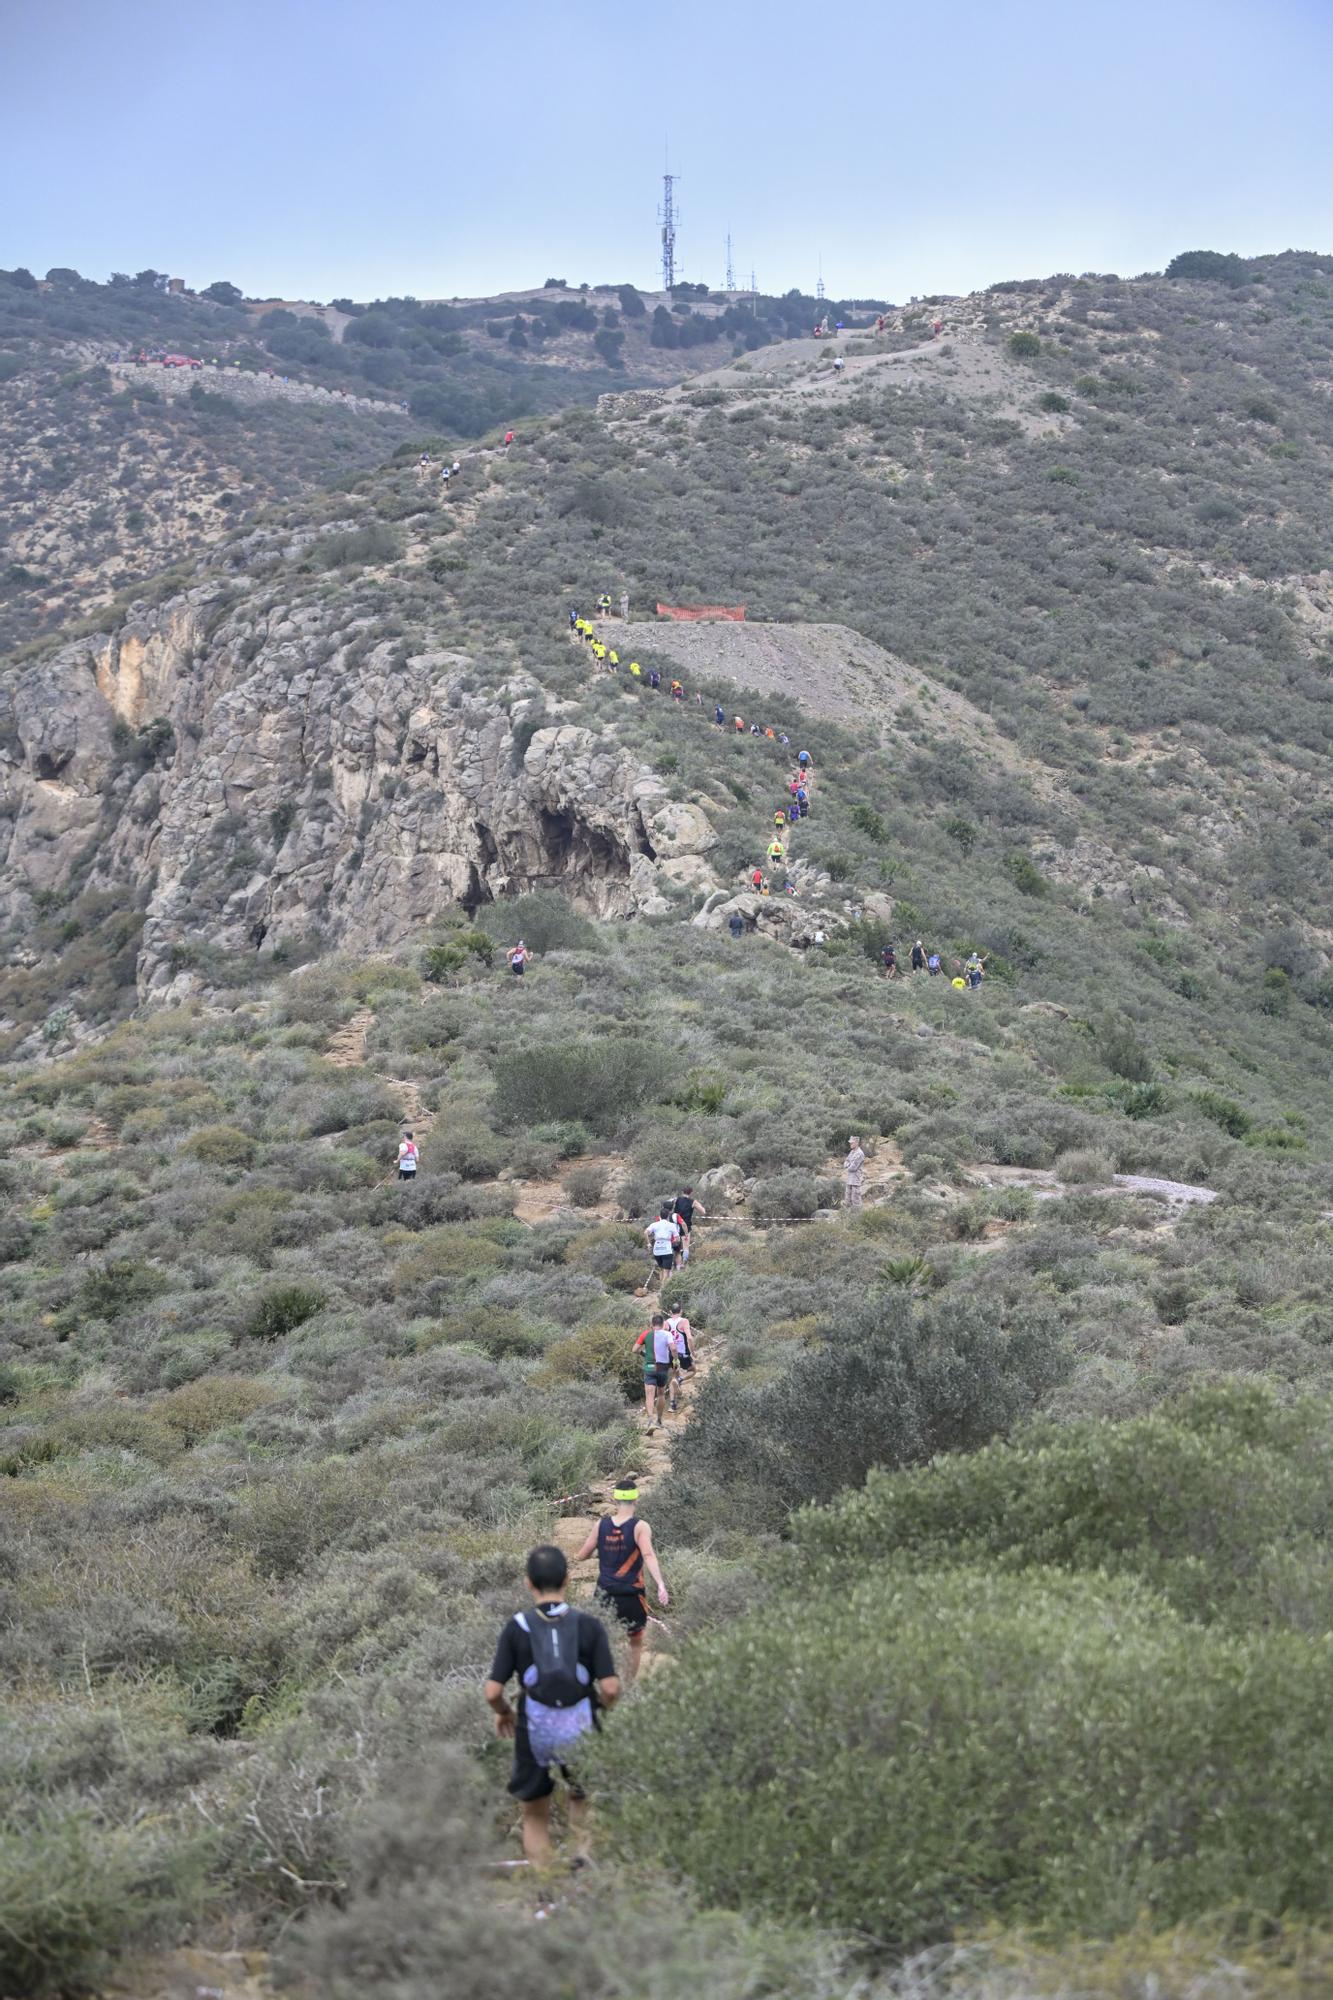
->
<box><xmin>520</xmin><ymin>1609</ymin><xmax>590</xmax><ymax>1710</ymax></box>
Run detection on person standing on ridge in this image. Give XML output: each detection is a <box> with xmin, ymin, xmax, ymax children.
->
<box><xmin>484</xmin><ymin>1545</ymin><xmax>619</xmax><ymax>1865</ymax></box>
<box><xmin>844</xmin><ymin>1134</ymin><xmax>867</xmax><ymax>1211</ymax></box>
<box><xmin>573</xmin><ymin>1479</ymin><xmax>668</xmax><ymax>1683</ymax></box>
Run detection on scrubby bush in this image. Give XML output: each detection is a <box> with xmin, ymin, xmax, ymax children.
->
<box><xmin>663</xmin><ymin>1295</ymin><xmax>1069</xmax><ymax>1532</ymax></box>
<box><xmin>478</xmin><ymin>891</ymin><xmax>596</xmax><ymax>954</ymax></box>
<box><xmin>749</xmin><ymin>1171</ymin><xmax>825</xmax><ymax>1220</ymax></box>
<box><xmin>493</xmin><ymin>1041</ymin><xmax>670</xmax><ymax>1134</ymax></box>
<box><xmin>182</xmin><ymin>1123</ymin><xmax>255</xmax><ymax>1167</ymax></box>
<box><xmin>566</xmin><ymin>1163</ymin><xmax>607</xmax><ymax>1207</ymax></box>
<box><xmin>794</xmin><ymin>1382</ymin><xmax>1333</xmax><ymax>1634</ymax></box>
<box><xmin>244</xmin><ymin>1282</ymin><xmax>326</xmax><ymax>1340</ymax></box>
<box><xmin>594</xmin><ymin>1565</ymin><xmax>1333</xmax><ymax>1947</ymax></box>
<box><xmin>538</xmin><ymin>1319</ymin><xmax>643</xmax><ymax>1402</ymax></box>
<box><xmin>1054</xmin><ymin>1148</ymin><xmax>1114</xmax><ymax>1184</ymax></box>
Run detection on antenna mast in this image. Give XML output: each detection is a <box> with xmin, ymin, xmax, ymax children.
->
<box><xmin>659</xmin><ymin>148</ymin><xmax>678</xmax><ymax>291</ymax></box>
<box><xmin>725</xmin><ymin>231</ymin><xmax>735</xmax><ymax>292</ymax></box>
<box><xmin>816</xmin><ymin>255</ymin><xmax>825</xmax><ymax>303</ymax></box>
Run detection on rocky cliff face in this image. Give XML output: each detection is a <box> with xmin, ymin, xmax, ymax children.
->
<box><xmin>0</xmin><ymin>586</ymin><xmax>721</xmax><ymax>1002</ymax></box>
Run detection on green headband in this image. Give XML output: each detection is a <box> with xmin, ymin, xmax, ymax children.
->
<box><xmin>613</xmin><ymin>1487</ymin><xmax>639</xmax><ymax>1502</ymax></box>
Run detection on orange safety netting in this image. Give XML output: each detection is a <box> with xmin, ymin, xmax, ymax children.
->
<box><xmin>654</xmin><ymin>603</ymin><xmax>747</xmax><ymax>621</ymax></box>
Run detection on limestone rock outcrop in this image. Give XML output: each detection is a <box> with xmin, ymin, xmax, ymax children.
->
<box><xmin>0</xmin><ymin>585</ymin><xmax>722</xmax><ymax>999</ymax></box>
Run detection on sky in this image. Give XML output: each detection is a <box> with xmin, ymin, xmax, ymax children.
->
<box><xmin>6</xmin><ymin>0</ymin><xmax>1332</xmax><ymax>304</ymax></box>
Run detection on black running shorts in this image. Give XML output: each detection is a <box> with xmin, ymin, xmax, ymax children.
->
<box><xmin>596</xmin><ymin>1586</ymin><xmax>648</xmax><ymax>1635</ymax></box>
<box><xmin>507</xmin><ymin>1708</ymin><xmax>587</xmax><ymax>1803</ymax></box>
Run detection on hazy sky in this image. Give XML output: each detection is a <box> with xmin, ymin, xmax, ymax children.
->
<box><xmin>7</xmin><ymin>0</ymin><xmax>1331</xmax><ymax>303</ymax></box>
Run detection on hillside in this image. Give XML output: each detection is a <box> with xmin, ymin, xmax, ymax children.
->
<box><xmin>3</xmin><ymin>247</ymin><xmax>1333</xmax><ymax>1999</ymax></box>
<box><xmin>0</xmin><ymin>266</ymin><xmax>880</xmax><ymax>651</ymax></box>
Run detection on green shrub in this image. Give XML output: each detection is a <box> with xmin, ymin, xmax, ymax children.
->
<box><xmin>421</xmin><ymin>932</ymin><xmax>492</xmax><ymax>981</ymax></box>
<box><xmin>493</xmin><ymin>1041</ymin><xmax>670</xmax><ymax>1134</ymax></box>
<box><xmin>664</xmin><ymin>1296</ymin><xmax>1069</xmax><ymax>1532</ymax></box>
<box><xmin>1007</xmin><ymin>330</ymin><xmax>1041</xmax><ymax>358</ymax></box>
<box><xmin>566</xmin><ymin>1163</ymin><xmax>607</xmax><ymax>1207</ymax></box>
<box><xmin>1038</xmin><ymin>390</ymin><xmax>1069</xmax><ymax>413</ymax></box>
<box><xmin>0</xmin><ymin>1809</ymin><xmax>203</xmax><ymax>1999</ymax></box>
<box><xmin>1054</xmin><ymin>1147</ymin><xmax>1114</xmax><ymax>1184</ymax></box>
<box><xmin>75</xmin><ymin>1258</ymin><xmax>169</xmax><ymax>1322</ymax></box>
<box><xmin>480</xmin><ymin>895</ymin><xmax>595</xmax><ymax>956</ymax></box>
<box><xmin>244</xmin><ymin>1282</ymin><xmax>326</xmax><ymax>1340</ymax></box>
<box><xmin>749</xmin><ymin>1172</ymin><xmax>824</xmax><ymax>1220</ymax></box>
<box><xmin>594</xmin><ymin>1566</ymin><xmax>1333</xmax><ymax>1947</ymax></box>
<box><xmin>538</xmin><ymin>1319</ymin><xmax>643</xmax><ymax>1402</ymax></box>
<box><xmin>1100</xmin><ymin>1018</ymin><xmax>1153</xmax><ymax>1083</ymax></box>
<box><xmin>1003</xmin><ymin>852</ymin><xmax>1048</xmax><ymax>897</ymax></box>
<box><xmin>182</xmin><ymin>1123</ymin><xmax>255</xmax><ymax>1167</ymax></box>
<box><xmin>794</xmin><ymin>1382</ymin><xmax>1333</xmax><ymax>1635</ymax></box>
<box><xmin>1192</xmin><ymin>1089</ymin><xmax>1251</xmax><ymax>1138</ymax></box>
<box><xmin>308</xmin><ymin>522</ymin><xmax>401</xmax><ymax>570</ymax></box>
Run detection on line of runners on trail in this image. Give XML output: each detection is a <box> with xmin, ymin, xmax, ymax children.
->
<box><xmin>569</xmin><ymin>606</ymin><xmax>818</xmax><ymax>902</ymax></box>
<box><xmin>485</xmin><ymin>1183</ymin><xmax>700</xmax><ymax>1871</ymax></box>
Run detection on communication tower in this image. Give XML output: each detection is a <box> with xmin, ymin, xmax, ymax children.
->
<box><xmin>659</xmin><ymin>154</ymin><xmax>678</xmax><ymax>291</ymax></box>
<box><xmin>725</xmin><ymin>231</ymin><xmax>736</xmax><ymax>292</ymax></box>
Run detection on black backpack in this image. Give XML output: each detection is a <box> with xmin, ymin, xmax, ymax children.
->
<box><xmin>523</xmin><ymin>1609</ymin><xmax>588</xmax><ymax>1709</ymax></box>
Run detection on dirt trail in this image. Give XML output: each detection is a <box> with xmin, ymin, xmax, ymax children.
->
<box><xmin>552</xmin><ymin>1344</ymin><xmax>714</xmax><ymax>1675</ymax></box>
<box><xmin>325</xmin><ymin>1007</ymin><xmax>373</xmax><ymax>1068</ymax></box>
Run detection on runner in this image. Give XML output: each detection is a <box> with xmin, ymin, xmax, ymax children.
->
<box><xmin>882</xmin><ymin>943</ymin><xmax>899</xmax><ymax>978</ymax></box>
<box><xmin>796</xmin><ymin>786</ymin><xmax>809</xmax><ymax>818</ymax></box>
<box><xmin>927</xmin><ymin>950</ymin><xmax>943</xmax><ymax>977</ymax></box>
<box><xmin>751</xmin><ymin>867</ymin><xmax>764</xmax><ymax>892</ymax></box>
<box><xmin>965</xmin><ymin>950</ymin><xmax>987</xmax><ymax>990</ymax></box>
<box><xmin>397</xmin><ymin>1130</ymin><xmax>419</xmax><ymax>1180</ymax></box>
<box><xmin>798</xmin><ymin>748</ymin><xmax>811</xmax><ymax>774</ymax></box>
<box><xmin>734</xmin><ymin>716</ymin><xmax>745</xmax><ymax>733</ymax></box>
<box><xmin>910</xmin><ymin>939</ymin><xmax>927</xmax><ymax>973</ymax></box>
<box><xmin>673</xmin><ymin>1185</ymin><xmax>703</xmax><ymax>1245</ymax></box>
<box><xmin>508</xmin><ymin>939</ymin><xmax>531</xmax><ymax>978</ymax></box>
<box><xmin>774</xmin><ymin>809</ymin><xmax>788</xmax><ymax>832</ymax></box>
<box><xmin>664</xmin><ymin>1301</ymin><xmax>696</xmax><ymax>1413</ymax></box>
<box><xmin>843</xmin><ymin>1133</ymin><xmax>867</xmax><ymax>1211</ymax></box>
<box><xmin>670</xmin><ymin>679</ymin><xmax>685</xmax><ymax>701</ymax></box>
<box><xmin>634</xmin><ymin>1309</ymin><xmax>676</xmax><ymax>1428</ymax></box>
<box><xmin>643</xmin><ymin>1206</ymin><xmax>679</xmax><ymax>1295</ymax></box>
<box><xmin>573</xmin><ymin>1479</ymin><xmax>669</xmax><ymax>1684</ymax></box>
<box><xmin>715</xmin><ymin>704</ymin><xmax>726</xmax><ymax>726</ymax></box>
<box><xmin>728</xmin><ymin>910</ymin><xmax>745</xmax><ymax>939</ymax></box>
<box><xmin>483</xmin><ymin>1545</ymin><xmax>619</xmax><ymax>1865</ymax></box>
<box><xmin>630</xmin><ymin>661</ymin><xmax>642</xmax><ymax>678</ymax></box>
<box><xmin>767</xmin><ymin>838</ymin><xmax>784</xmax><ymax>867</ymax></box>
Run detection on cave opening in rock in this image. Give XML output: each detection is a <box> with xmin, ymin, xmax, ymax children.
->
<box><xmin>34</xmin><ymin>750</ymin><xmax>71</xmax><ymax>782</ymax></box>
